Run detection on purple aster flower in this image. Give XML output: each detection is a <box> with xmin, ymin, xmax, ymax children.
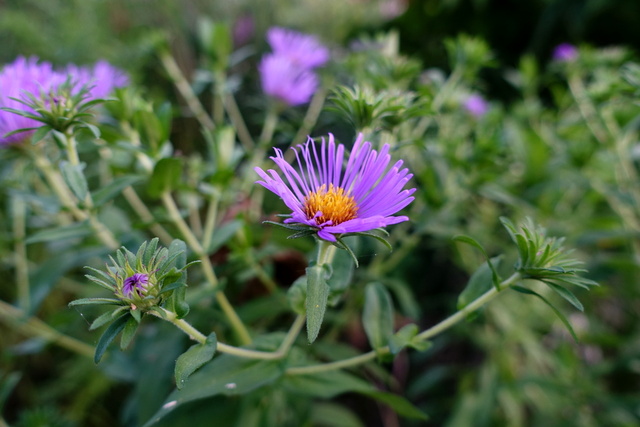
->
<box><xmin>0</xmin><ymin>57</ymin><xmax>66</xmax><ymax>145</ymax></box>
<box><xmin>266</xmin><ymin>27</ymin><xmax>330</xmax><ymax>69</ymax></box>
<box><xmin>259</xmin><ymin>54</ymin><xmax>318</xmax><ymax>106</ymax></box>
<box><xmin>255</xmin><ymin>133</ymin><xmax>416</xmax><ymax>242</ymax></box>
<box><xmin>63</xmin><ymin>60</ymin><xmax>129</xmax><ymax>99</ymax></box>
<box><xmin>0</xmin><ymin>57</ymin><xmax>128</xmax><ymax>145</ymax></box>
<box><xmin>122</xmin><ymin>273</ymin><xmax>150</xmax><ymax>297</ymax></box>
<box><xmin>464</xmin><ymin>94</ymin><xmax>489</xmax><ymax>117</ymax></box>
<box><xmin>553</xmin><ymin>43</ymin><xmax>578</xmax><ymax>62</ymax></box>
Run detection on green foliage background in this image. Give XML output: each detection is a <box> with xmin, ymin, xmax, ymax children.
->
<box><xmin>1</xmin><ymin>1</ymin><xmax>639</xmax><ymax>426</ymax></box>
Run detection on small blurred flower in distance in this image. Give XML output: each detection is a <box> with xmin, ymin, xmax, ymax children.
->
<box><xmin>233</xmin><ymin>14</ymin><xmax>255</xmax><ymax>47</ymax></box>
<box><xmin>553</xmin><ymin>43</ymin><xmax>578</xmax><ymax>62</ymax></box>
<box><xmin>259</xmin><ymin>54</ymin><xmax>319</xmax><ymax>106</ymax></box>
<box><xmin>464</xmin><ymin>93</ymin><xmax>489</xmax><ymax>117</ymax></box>
<box><xmin>266</xmin><ymin>27</ymin><xmax>329</xmax><ymax>69</ymax></box>
<box><xmin>255</xmin><ymin>133</ymin><xmax>415</xmax><ymax>242</ymax></box>
<box><xmin>0</xmin><ymin>56</ymin><xmax>127</xmax><ymax>145</ymax></box>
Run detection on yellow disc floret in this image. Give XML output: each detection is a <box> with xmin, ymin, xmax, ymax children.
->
<box><xmin>303</xmin><ymin>184</ymin><xmax>359</xmax><ymax>225</ymax></box>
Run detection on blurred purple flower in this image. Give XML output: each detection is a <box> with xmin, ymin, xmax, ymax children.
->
<box><xmin>266</xmin><ymin>27</ymin><xmax>329</xmax><ymax>69</ymax></box>
<box><xmin>464</xmin><ymin>94</ymin><xmax>489</xmax><ymax>117</ymax></box>
<box><xmin>0</xmin><ymin>57</ymin><xmax>128</xmax><ymax>145</ymax></box>
<box><xmin>233</xmin><ymin>14</ymin><xmax>255</xmax><ymax>47</ymax></box>
<box><xmin>64</xmin><ymin>60</ymin><xmax>129</xmax><ymax>99</ymax></box>
<box><xmin>255</xmin><ymin>133</ymin><xmax>415</xmax><ymax>242</ymax></box>
<box><xmin>553</xmin><ymin>43</ymin><xmax>578</xmax><ymax>62</ymax></box>
<box><xmin>259</xmin><ymin>54</ymin><xmax>318</xmax><ymax>106</ymax></box>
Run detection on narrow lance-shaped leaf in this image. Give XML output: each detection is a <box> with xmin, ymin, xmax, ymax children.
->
<box><xmin>306</xmin><ymin>264</ymin><xmax>331</xmax><ymax>343</ymax></box>
<box><xmin>175</xmin><ymin>332</ymin><xmax>217</xmax><ymax>389</ymax></box>
<box><xmin>94</xmin><ymin>313</ymin><xmax>130</xmax><ymax>363</ymax></box>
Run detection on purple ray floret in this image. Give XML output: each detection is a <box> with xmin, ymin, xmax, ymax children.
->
<box><xmin>123</xmin><ymin>273</ymin><xmax>150</xmax><ymax>297</ymax></box>
<box><xmin>255</xmin><ymin>133</ymin><xmax>416</xmax><ymax>242</ymax></box>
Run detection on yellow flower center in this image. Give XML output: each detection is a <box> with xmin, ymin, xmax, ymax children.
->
<box><xmin>303</xmin><ymin>184</ymin><xmax>359</xmax><ymax>226</ymax></box>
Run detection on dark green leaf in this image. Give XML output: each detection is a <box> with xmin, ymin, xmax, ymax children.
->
<box><xmin>361</xmin><ymin>390</ymin><xmax>428</xmax><ymax>420</ymax></box>
<box><xmin>94</xmin><ymin>313</ymin><xmax>130</xmax><ymax>363</ymax></box>
<box><xmin>147</xmin><ymin>158</ymin><xmax>183</xmax><ymax>199</ymax></box>
<box><xmin>31</xmin><ymin>125</ymin><xmax>52</xmax><ymax>143</ymax></box>
<box><xmin>174</xmin><ymin>333</ymin><xmax>217</xmax><ymax>389</ymax></box>
<box><xmin>120</xmin><ymin>316</ymin><xmax>139</xmax><ymax>349</ymax></box>
<box><xmin>362</xmin><ymin>282</ymin><xmax>395</xmax><ymax>352</ymax></box>
<box><xmin>143</xmin><ymin>356</ymin><xmax>282</xmax><ymax>427</ymax></box>
<box><xmin>306</xmin><ymin>264</ymin><xmax>331</xmax><ymax>343</ymax></box>
<box><xmin>90</xmin><ymin>307</ymin><xmax>128</xmax><ymax>330</ymax></box>
<box><xmin>68</xmin><ymin>297</ymin><xmax>122</xmax><ymax>307</ymax></box>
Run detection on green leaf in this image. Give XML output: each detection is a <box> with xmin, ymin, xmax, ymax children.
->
<box><xmin>174</xmin><ymin>333</ymin><xmax>217</xmax><ymax>390</ymax></box>
<box><xmin>143</xmin><ymin>355</ymin><xmax>282</xmax><ymax>427</ymax></box>
<box><xmin>362</xmin><ymin>282</ymin><xmax>395</xmax><ymax>352</ymax></box>
<box><xmin>511</xmin><ymin>285</ymin><xmax>578</xmax><ymax>342</ymax></box>
<box><xmin>94</xmin><ymin>313</ymin><xmax>130</xmax><ymax>363</ymax></box>
<box><xmin>25</xmin><ymin>222</ymin><xmax>92</xmax><ymax>244</ymax></box>
<box><xmin>120</xmin><ymin>316</ymin><xmax>139</xmax><ymax>350</ymax></box>
<box><xmin>205</xmin><ymin>220</ymin><xmax>243</xmax><ymax>253</ymax></box>
<box><xmin>59</xmin><ymin>160</ymin><xmax>89</xmax><ymax>201</ymax></box>
<box><xmin>282</xmin><ymin>368</ymin><xmax>371</xmax><ymax>398</ymax></box>
<box><xmin>287</xmin><ymin>276</ymin><xmax>307</xmax><ymax>315</ymax></box>
<box><xmin>543</xmin><ymin>281</ymin><xmax>584</xmax><ymax>311</ymax></box>
<box><xmin>90</xmin><ymin>307</ymin><xmax>128</xmax><ymax>330</ymax></box>
<box><xmin>31</xmin><ymin>125</ymin><xmax>52</xmax><ymax>143</ymax></box>
<box><xmin>305</xmin><ymin>264</ymin><xmax>331</xmax><ymax>343</ymax></box>
<box><xmin>454</xmin><ymin>235</ymin><xmax>500</xmax><ymax>288</ymax></box>
<box><xmin>147</xmin><ymin>158</ymin><xmax>183</xmax><ymax>199</ymax></box>
<box><xmin>388</xmin><ymin>323</ymin><xmax>419</xmax><ymax>355</ymax></box>
<box><xmin>92</xmin><ymin>175</ymin><xmax>144</xmax><ymax>206</ymax></box>
<box><xmin>457</xmin><ymin>256</ymin><xmax>502</xmax><ymax>310</ymax></box>
<box><xmin>68</xmin><ymin>297</ymin><xmax>122</xmax><ymax>307</ymax></box>
<box><xmin>327</xmin><ymin>239</ymin><xmax>356</xmax><ymax>306</ymax></box>
<box><xmin>361</xmin><ymin>390</ymin><xmax>428</xmax><ymax>421</ymax></box>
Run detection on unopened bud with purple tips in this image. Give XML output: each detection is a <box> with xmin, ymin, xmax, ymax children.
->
<box><xmin>123</xmin><ymin>273</ymin><xmax>150</xmax><ymax>297</ymax></box>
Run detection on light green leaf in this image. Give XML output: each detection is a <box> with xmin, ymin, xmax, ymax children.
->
<box><xmin>120</xmin><ymin>315</ymin><xmax>139</xmax><ymax>350</ymax></box>
<box><xmin>68</xmin><ymin>297</ymin><xmax>122</xmax><ymax>307</ymax></box>
<box><xmin>306</xmin><ymin>264</ymin><xmax>331</xmax><ymax>343</ymax></box>
<box><xmin>362</xmin><ymin>282</ymin><xmax>394</xmax><ymax>352</ymax></box>
<box><xmin>26</xmin><ymin>222</ymin><xmax>92</xmax><ymax>244</ymax></box>
<box><xmin>174</xmin><ymin>333</ymin><xmax>217</xmax><ymax>389</ymax></box>
<box><xmin>457</xmin><ymin>256</ymin><xmax>502</xmax><ymax>310</ymax></box>
<box><xmin>92</xmin><ymin>175</ymin><xmax>144</xmax><ymax>206</ymax></box>
<box><xmin>388</xmin><ymin>323</ymin><xmax>419</xmax><ymax>355</ymax></box>
<box><xmin>543</xmin><ymin>281</ymin><xmax>584</xmax><ymax>311</ymax></box>
<box><xmin>511</xmin><ymin>285</ymin><xmax>578</xmax><ymax>341</ymax></box>
<box><xmin>361</xmin><ymin>390</ymin><xmax>429</xmax><ymax>420</ymax></box>
<box><xmin>287</xmin><ymin>276</ymin><xmax>307</xmax><ymax>315</ymax></box>
<box><xmin>59</xmin><ymin>160</ymin><xmax>88</xmax><ymax>201</ymax></box>
<box><xmin>454</xmin><ymin>235</ymin><xmax>500</xmax><ymax>288</ymax></box>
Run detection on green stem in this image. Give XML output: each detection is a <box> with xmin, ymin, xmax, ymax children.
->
<box><xmin>151</xmin><ymin>308</ymin><xmax>302</xmax><ymax>360</ymax></box>
<box><xmin>224</xmin><ymin>93</ymin><xmax>255</xmax><ymax>151</ymax></box>
<box><xmin>286</xmin><ymin>272</ymin><xmax>522</xmax><ymax>375</ymax></box>
<box><xmin>317</xmin><ymin>240</ymin><xmax>337</xmax><ymax>265</ymax></box>
<box><xmin>291</xmin><ymin>88</ymin><xmax>326</xmax><ymax>146</ymax></box>
<box><xmin>12</xmin><ymin>196</ymin><xmax>29</xmax><ymax>312</ymax></box>
<box><xmin>121</xmin><ymin>186</ymin><xmax>174</xmax><ymax>245</ymax></box>
<box><xmin>159</xmin><ymin>50</ymin><xmax>215</xmax><ymax>131</ymax></box>
<box><xmin>201</xmin><ymin>194</ymin><xmax>219</xmax><ymax>253</ymax></box>
<box><xmin>161</xmin><ymin>191</ymin><xmax>252</xmax><ymax>345</ymax></box>
<box><xmin>0</xmin><ymin>299</ymin><xmax>94</xmax><ymax>358</ymax></box>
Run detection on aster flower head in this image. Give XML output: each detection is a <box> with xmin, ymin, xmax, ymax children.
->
<box><xmin>0</xmin><ymin>56</ymin><xmax>128</xmax><ymax>145</ymax></box>
<box><xmin>259</xmin><ymin>54</ymin><xmax>319</xmax><ymax>106</ymax></box>
<box><xmin>463</xmin><ymin>93</ymin><xmax>489</xmax><ymax>117</ymax></box>
<box><xmin>553</xmin><ymin>43</ymin><xmax>578</xmax><ymax>62</ymax></box>
<box><xmin>75</xmin><ymin>238</ymin><xmax>198</xmax><ymax>312</ymax></box>
<box><xmin>266</xmin><ymin>27</ymin><xmax>330</xmax><ymax>69</ymax></box>
<box><xmin>255</xmin><ymin>133</ymin><xmax>416</xmax><ymax>245</ymax></box>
